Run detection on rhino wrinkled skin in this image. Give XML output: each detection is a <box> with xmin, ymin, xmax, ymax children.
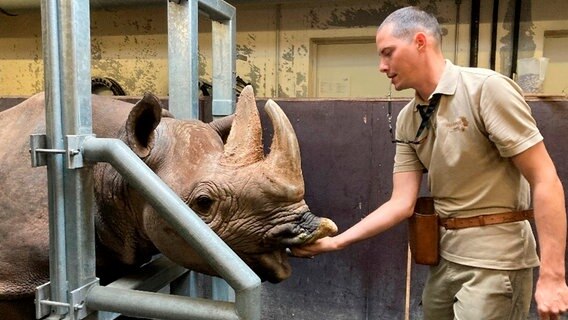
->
<box><xmin>0</xmin><ymin>86</ymin><xmax>337</xmax><ymax>319</ymax></box>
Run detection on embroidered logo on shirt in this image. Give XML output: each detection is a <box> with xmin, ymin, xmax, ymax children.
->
<box><xmin>445</xmin><ymin>116</ymin><xmax>469</xmax><ymax>132</ymax></box>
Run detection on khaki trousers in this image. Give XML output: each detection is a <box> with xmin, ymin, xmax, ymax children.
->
<box><xmin>422</xmin><ymin>258</ymin><xmax>533</xmax><ymax>320</ymax></box>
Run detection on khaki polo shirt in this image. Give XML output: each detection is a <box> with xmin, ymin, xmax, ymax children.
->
<box><xmin>394</xmin><ymin>60</ymin><xmax>541</xmax><ymax>270</ymax></box>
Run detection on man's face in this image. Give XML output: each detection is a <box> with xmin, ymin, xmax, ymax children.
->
<box><xmin>376</xmin><ymin>24</ymin><xmax>418</xmax><ymax>91</ymax></box>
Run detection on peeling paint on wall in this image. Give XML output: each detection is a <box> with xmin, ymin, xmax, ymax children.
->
<box><xmin>236</xmin><ymin>33</ymin><xmax>264</xmax><ymax>90</ymax></box>
<box><xmin>306</xmin><ymin>2</ymin><xmax>447</xmax><ymax>30</ymax></box>
<box><xmin>198</xmin><ymin>52</ymin><xmax>209</xmax><ymax>81</ymax></box>
<box><xmin>1</xmin><ymin>0</ymin><xmax>566</xmax><ymax>97</ymax></box>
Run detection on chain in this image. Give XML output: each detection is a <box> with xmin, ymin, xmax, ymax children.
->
<box><xmin>386</xmin><ymin>85</ymin><xmax>395</xmax><ymax>142</ymax></box>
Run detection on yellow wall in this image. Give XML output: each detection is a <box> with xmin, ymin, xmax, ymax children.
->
<box><xmin>0</xmin><ymin>0</ymin><xmax>566</xmax><ymax>97</ymax></box>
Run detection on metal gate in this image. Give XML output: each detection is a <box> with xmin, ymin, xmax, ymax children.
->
<box><xmin>30</xmin><ymin>0</ymin><xmax>257</xmax><ymax>319</ymax></box>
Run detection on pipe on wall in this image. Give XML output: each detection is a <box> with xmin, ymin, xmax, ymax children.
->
<box><xmin>454</xmin><ymin>0</ymin><xmax>462</xmax><ymax>64</ymax></box>
<box><xmin>469</xmin><ymin>0</ymin><xmax>480</xmax><ymax>67</ymax></box>
<box><xmin>490</xmin><ymin>0</ymin><xmax>500</xmax><ymax>70</ymax></box>
<box><xmin>510</xmin><ymin>0</ymin><xmax>522</xmax><ymax>78</ymax></box>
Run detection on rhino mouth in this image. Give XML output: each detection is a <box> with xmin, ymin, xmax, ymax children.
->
<box><xmin>246</xmin><ymin>212</ymin><xmax>337</xmax><ymax>283</ymax></box>
<box><xmin>243</xmin><ymin>249</ymin><xmax>292</xmax><ymax>283</ymax></box>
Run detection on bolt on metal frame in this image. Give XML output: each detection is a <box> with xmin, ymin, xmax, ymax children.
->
<box><xmin>35</xmin><ymin>0</ymin><xmax>257</xmax><ymax>319</ymax></box>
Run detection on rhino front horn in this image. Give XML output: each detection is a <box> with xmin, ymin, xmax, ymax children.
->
<box><xmin>263</xmin><ymin>99</ymin><xmax>303</xmax><ymax>191</ymax></box>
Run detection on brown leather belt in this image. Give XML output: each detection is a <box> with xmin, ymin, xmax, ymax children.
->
<box><xmin>440</xmin><ymin>210</ymin><xmax>534</xmax><ymax>230</ymax></box>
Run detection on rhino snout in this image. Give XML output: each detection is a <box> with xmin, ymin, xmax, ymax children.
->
<box><xmin>264</xmin><ymin>212</ymin><xmax>338</xmax><ymax>247</ymax></box>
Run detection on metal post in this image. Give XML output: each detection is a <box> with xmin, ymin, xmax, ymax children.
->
<box><xmin>167</xmin><ymin>0</ymin><xmax>237</xmax><ymax>301</ymax></box>
<box><xmin>206</xmin><ymin>0</ymin><xmax>236</xmax><ymax>116</ymax></box>
<box><xmin>168</xmin><ymin>0</ymin><xmax>199</xmax><ymax>120</ymax></box>
<box><xmin>199</xmin><ymin>0</ymin><xmax>237</xmax><ymax>299</ymax></box>
<box><xmin>58</xmin><ymin>0</ymin><xmax>96</xmax><ymax>294</ymax></box>
<box><xmin>39</xmin><ymin>0</ymin><xmax>97</xmax><ymax>319</ymax></box>
<box><xmin>40</xmin><ymin>0</ymin><xmax>68</xmax><ymax>316</ymax></box>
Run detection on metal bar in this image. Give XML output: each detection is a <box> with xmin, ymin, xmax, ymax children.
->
<box><xmin>87</xmin><ymin>286</ymin><xmax>239</xmax><ymax>320</ymax></box>
<box><xmin>169</xmin><ymin>0</ymin><xmax>236</xmax><ymax>300</ymax></box>
<box><xmin>40</xmin><ymin>0</ymin><xmax>68</xmax><ymax>317</ymax></box>
<box><xmin>35</xmin><ymin>148</ymin><xmax>67</xmax><ymax>154</ymax></box>
<box><xmin>170</xmin><ymin>271</ymin><xmax>192</xmax><ymax>297</ymax></box>
<box><xmin>82</xmin><ymin>138</ymin><xmax>261</xmax><ymax>319</ymax></box>
<box><xmin>107</xmin><ymin>255</ymin><xmax>188</xmax><ymax>292</ymax></box>
<box><xmin>168</xmin><ymin>0</ymin><xmax>199</xmax><ymax>120</ymax></box>
<box><xmin>84</xmin><ymin>256</ymin><xmax>188</xmax><ymax>320</ymax></box>
<box><xmin>198</xmin><ymin>0</ymin><xmax>235</xmax><ymax>20</ymax></box>
<box><xmin>212</xmin><ymin>277</ymin><xmax>235</xmax><ymax>301</ymax></box>
<box><xmin>58</xmin><ymin>0</ymin><xmax>98</xmax><ymax>299</ymax></box>
<box><xmin>211</xmin><ymin>11</ymin><xmax>236</xmax><ymax>116</ymax></box>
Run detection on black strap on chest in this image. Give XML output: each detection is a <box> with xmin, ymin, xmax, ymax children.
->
<box><xmin>414</xmin><ymin>94</ymin><xmax>441</xmax><ymax>141</ymax></box>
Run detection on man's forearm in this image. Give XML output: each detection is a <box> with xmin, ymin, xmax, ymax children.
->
<box><xmin>534</xmin><ymin>178</ymin><xmax>567</xmax><ymax>279</ymax></box>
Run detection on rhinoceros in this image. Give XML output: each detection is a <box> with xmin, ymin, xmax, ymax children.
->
<box><xmin>0</xmin><ymin>85</ymin><xmax>337</xmax><ymax>319</ymax></box>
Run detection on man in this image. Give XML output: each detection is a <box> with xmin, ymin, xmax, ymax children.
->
<box><xmin>292</xmin><ymin>6</ymin><xmax>568</xmax><ymax>320</ymax></box>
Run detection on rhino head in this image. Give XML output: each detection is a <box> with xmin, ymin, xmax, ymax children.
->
<box><xmin>97</xmin><ymin>86</ymin><xmax>336</xmax><ymax>283</ymax></box>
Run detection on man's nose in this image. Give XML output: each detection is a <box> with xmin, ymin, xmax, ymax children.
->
<box><xmin>379</xmin><ymin>61</ymin><xmax>388</xmax><ymax>74</ymax></box>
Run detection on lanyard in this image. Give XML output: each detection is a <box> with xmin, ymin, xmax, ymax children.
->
<box><xmin>387</xmin><ymin>86</ymin><xmax>441</xmax><ymax>144</ymax></box>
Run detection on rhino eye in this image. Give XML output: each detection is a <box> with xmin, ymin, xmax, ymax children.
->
<box><xmin>194</xmin><ymin>195</ymin><xmax>213</xmax><ymax>212</ymax></box>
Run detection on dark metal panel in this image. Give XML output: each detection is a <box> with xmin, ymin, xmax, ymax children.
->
<box><xmin>259</xmin><ymin>100</ymin><xmax>376</xmax><ymax>320</ymax></box>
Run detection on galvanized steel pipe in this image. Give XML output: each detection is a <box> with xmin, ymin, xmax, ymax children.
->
<box><xmin>87</xmin><ymin>286</ymin><xmax>240</xmax><ymax>320</ymax></box>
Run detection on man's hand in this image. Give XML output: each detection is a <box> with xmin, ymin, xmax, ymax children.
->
<box><xmin>289</xmin><ymin>236</ymin><xmax>341</xmax><ymax>258</ymax></box>
<box><xmin>535</xmin><ymin>276</ymin><xmax>568</xmax><ymax>319</ymax></box>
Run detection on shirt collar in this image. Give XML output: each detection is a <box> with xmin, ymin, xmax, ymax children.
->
<box><xmin>413</xmin><ymin>59</ymin><xmax>459</xmax><ymax>108</ymax></box>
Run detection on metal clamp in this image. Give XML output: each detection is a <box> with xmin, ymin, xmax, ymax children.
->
<box><xmin>35</xmin><ymin>279</ymin><xmax>100</xmax><ymax>320</ymax></box>
<box><xmin>70</xmin><ymin>279</ymin><xmax>100</xmax><ymax>319</ymax></box>
<box><xmin>35</xmin><ymin>282</ymin><xmax>66</xmax><ymax>319</ymax></box>
<box><xmin>30</xmin><ymin>134</ymin><xmax>95</xmax><ymax>169</ymax></box>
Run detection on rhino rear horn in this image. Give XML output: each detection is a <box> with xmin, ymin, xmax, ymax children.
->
<box><xmin>221</xmin><ymin>85</ymin><xmax>264</xmax><ymax>166</ymax></box>
<box><xmin>126</xmin><ymin>92</ymin><xmax>163</xmax><ymax>158</ymax></box>
<box><xmin>263</xmin><ymin>99</ymin><xmax>304</xmax><ymax>193</ymax></box>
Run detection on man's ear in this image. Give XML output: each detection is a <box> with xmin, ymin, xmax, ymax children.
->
<box><xmin>415</xmin><ymin>32</ymin><xmax>427</xmax><ymax>51</ymax></box>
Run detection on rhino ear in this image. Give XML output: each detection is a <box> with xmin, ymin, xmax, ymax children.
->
<box><xmin>126</xmin><ymin>93</ymin><xmax>163</xmax><ymax>158</ymax></box>
<box><xmin>208</xmin><ymin>114</ymin><xmax>235</xmax><ymax>144</ymax></box>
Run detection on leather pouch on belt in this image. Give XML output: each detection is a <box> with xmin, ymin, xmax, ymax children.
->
<box><xmin>408</xmin><ymin>197</ymin><xmax>439</xmax><ymax>266</ymax></box>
